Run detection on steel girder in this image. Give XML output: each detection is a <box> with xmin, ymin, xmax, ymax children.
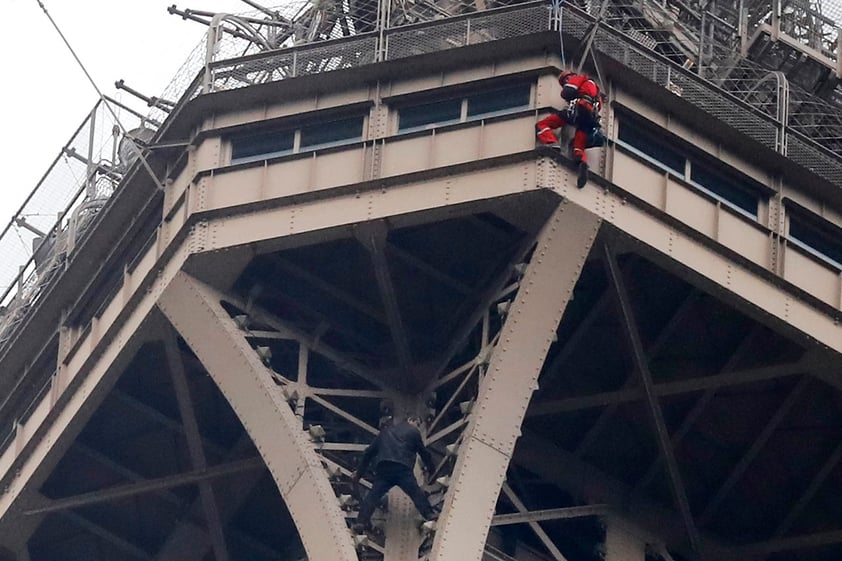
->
<box><xmin>157</xmin><ymin>271</ymin><xmax>358</xmax><ymax>561</ymax></box>
<box><xmin>429</xmin><ymin>201</ymin><xmax>601</xmax><ymax>561</ymax></box>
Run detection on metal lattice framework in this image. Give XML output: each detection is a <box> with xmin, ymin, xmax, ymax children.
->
<box><xmin>2</xmin><ymin>0</ymin><xmax>841</xmax><ymax>361</ymax></box>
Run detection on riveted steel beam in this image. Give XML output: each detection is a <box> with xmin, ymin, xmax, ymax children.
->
<box><xmin>527</xmin><ymin>352</ymin><xmax>829</xmax><ymax>417</ymax></box>
<box><xmin>157</xmin><ymin>272</ymin><xmax>357</xmax><ymax>561</ymax></box>
<box><xmin>514</xmin><ymin>431</ymin><xmax>738</xmax><ymax>561</ymax></box>
<box><xmin>164</xmin><ymin>331</ymin><xmax>230</xmax><ymax>561</ymax></box>
<box><xmin>603</xmin><ymin>243</ymin><xmax>702</xmax><ymax>557</ymax></box>
<box><xmin>500</xmin><ymin>482</ymin><xmax>567</xmax><ymax>560</ymax></box>
<box><xmin>490</xmin><ymin>504</ymin><xmax>609</xmax><ymax>526</ymax></box>
<box><xmin>697</xmin><ymin>376</ymin><xmax>811</xmax><ymax>527</ymax></box>
<box><xmin>543</xmin><ymin>158</ymin><xmax>842</xmax><ymax>357</ymax></box>
<box><xmin>22</xmin><ymin>457</ymin><xmax>263</xmax><ymax>516</ymax></box>
<box><xmin>428</xmin><ymin>201</ymin><xmax>601</xmax><ymax>561</ymax></box>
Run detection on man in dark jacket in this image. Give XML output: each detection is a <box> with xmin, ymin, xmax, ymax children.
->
<box><xmin>352</xmin><ymin>416</ymin><xmax>437</xmax><ymax>531</ymax></box>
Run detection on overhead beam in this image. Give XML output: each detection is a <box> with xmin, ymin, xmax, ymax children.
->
<box><xmin>73</xmin><ymin>438</ymin><xmax>280</xmax><ymax>560</ymax></box>
<box><xmin>774</xmin><ymin>440</ymin><xmax>842</xmax><ymax>537</ymax></box>
<box><xmin>23</xmin><ymin>458</ymin><xmax>264</xmax><ymax>516</ymax></box>
<box><xmin>164</xmin><ymin>332</ymin><xmax>231</xmax><ymax>561</ymax></box>
<box><xmin>632</xmin><ymin>326</ymin><xmax>760</xmax><ymax>494</ymax></box>
<box><xmin>220</xmin><ymin>291</ymin><xmax>385</xmax><ymax>389</ymax></box>
<box><xmin>154</xmin><ymin>436</ymin><xmax>278</xmax><ymax>561</ymax></box>
<box><xmin>491</xmin><ymin>504</ymin><xmax>609</xmax><ymax>526</ymax></box>
<box><xmin>429</xmin><ymin>201</ymin><xmax>601</xmax><ymax>561</ymax></box>
<box><xmin>527</xmin><ymin>353</ymin><xmax>828</xmax><ymax>417</ymax></box>
<box><xmin>427</xmin><ymin>234</ymin><xmax>538</xmax><ymax>392</ymax></box>
<box><xmin>63</xmin><ymin>510</ymin><xmax>154</xmax><ymax>561</ymax></box>
<box><xmin>355</xmin><ymin>220</ymin><xmax>413</xmax><ymax>378</ymax></box>
<box><xmin>157</xmin><ymin>272</ymin><xmax>357</xmax><ymax>561</ymax></box>
<box><xmin>575</xmin><ymin>288</ymin><xmax>701</xmax><ymax>458</ymax></box>
<box><xmin>273</xmin><ymin>256</ymin><xmax>388</xmax><ymax>324</ymax></box>
<box><xmin>386</xmin><ymin>242</ymin><xmax>473</xmax><ymax>295</ymax></box>
<box><xmin>500</xmin><ymin>483</ymin><xmax>568</xmax><ymax>561</ymax></box>
<box><xmin>736</xmin><ymin>529</ymin><xmax>842</xmax><ymax>557</ymax></box>
<box><xmin>603</xmin><ymin>243</ymin><xmax>702</xmax><ymax>558</ymax></box>
<box><xmin>697</xmin><ymin>376</ymin><xmax>810</xmax><ymax>527</ymax></box>
<box><xmin>513</xmin><ymin>431</ymin><xmax>738</xmax><ymax>561</ymax></box>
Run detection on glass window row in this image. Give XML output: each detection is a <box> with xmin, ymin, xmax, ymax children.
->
<box><xmin>616</xmin><ymin>119</ymin><xmax>842</xmax><ymax>270</ymax></box>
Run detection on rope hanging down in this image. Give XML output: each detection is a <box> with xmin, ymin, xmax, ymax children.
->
<box><xmin>554</xmin><ymin>0</ymin><xmax>606</xmax><ymax>86</ymax></box>
<box><xmin>32</xmin><ymin>0</ymin><xmax>165</xmax><ymax>190</ymax></box>
<box><xmin>574</xmin><ymin>0</ymin><xmax>607</xmax><ymax>85</ymax></box>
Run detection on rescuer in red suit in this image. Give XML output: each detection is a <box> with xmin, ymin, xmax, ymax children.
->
<box><xmin>535</xmin><ymin>70</ymin><xmax>604</xmax><ymax>171</ymax></box>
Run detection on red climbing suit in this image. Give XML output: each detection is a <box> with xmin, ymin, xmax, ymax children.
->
<box><xmin>536</xmin><ymin>71</ymin><xmax>602</xmax><ymax>163</ymax></box>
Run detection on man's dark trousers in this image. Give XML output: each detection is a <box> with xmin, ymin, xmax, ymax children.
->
<box><xmin>357</xmin><ymin>460</ymin><xmax>435</xmax><ymax>527</ymax></box>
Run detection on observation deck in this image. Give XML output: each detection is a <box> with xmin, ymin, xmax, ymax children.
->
<box><xmin>0</xmin><ymin>1</ymin><xmax>840</xmax><ymax>561</ymax></box>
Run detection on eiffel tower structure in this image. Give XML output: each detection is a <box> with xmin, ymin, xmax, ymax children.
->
<box><xmin>0</xmin><ymin>1</ymin><xmax>841</xmax><ymax>560</ymax></box>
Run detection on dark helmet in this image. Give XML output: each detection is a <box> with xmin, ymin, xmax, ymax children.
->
<box><xmin>558</xmin><ymin>70</ymin><xmax>575</xmax><ymax>85</ymax></box>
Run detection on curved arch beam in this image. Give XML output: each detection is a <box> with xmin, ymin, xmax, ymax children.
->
<box><xmin>158</xmin><ymin>271</ymin><xmax>357</xmax><ymax>561</ymax></box>
<box><xmin>429</xmin><ymin>201</ymin><xmax>601</xmax><ymax>561</ymax></box>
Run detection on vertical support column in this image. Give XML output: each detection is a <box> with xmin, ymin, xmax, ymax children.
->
<box><xmin>603</xmin><ymin>516</ymin><xmax>646</xmax><ymax>561</ymax></box>
<box><xmin>837</xmin><ymin>26</ymin><xmax>842</xmax><ymax>79</ymax></box>
<box><xmin>383</xmin><ymin>398</ymin><xmax>425</xmax><ymax>561</ymax></box>
<box><xmin>203</xmin><ymin>15</ymin><xmax>226</xmax><ymax>93</ymax></box>
<box><xmin>157</xmin><ymin>272</ymin><xmax>357</xmax><ymax>561</ymax></box>
<box><xmin>429</xmin><ymin>201</ymin><xmax>601</xmax><ymax>561</ymax></box>
<box><xmin>739</xmin><ymin>0</ymin><xmax>748</xmax><ymax>57</ymax></box>
<box><xmin>163</xmin><ymin>333</ymin><xmax>230</xmax><ymax>561</ymax></box>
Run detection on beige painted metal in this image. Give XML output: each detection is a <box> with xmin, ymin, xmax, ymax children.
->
<box><xmin>182</xmin><ymin>149</ymin><xmax>842</xmax><ymax>357</ymax></box>
<box><xmin>429</xmin><ymin>201</ymin><xmax>601</xmax><ymax>561</ymax></box>
<box><xmin>157</xmin><ymin>272</ymin><xmax>358</xmax><ymax>561</ymax></box>
<box><xmin>382</xmin><ymin>398</ymin><xmax>425</xmax><ymax>561</ymax></box>
<box><xmin>190</xmin><ymin>161</ymin><xmax>540</xmax><ymax>253</ymax></box>
<box><xmin>536</xmin><ymin>159</ymin><xmax>842</xmax><ymax>356</ymax></box>
<box><xmin>0</xmin><ymin>248</ymin><xmax>188</xmax><ymax>521</ymax></box>
<box><xmin>604</xmin><ymin>516</ymin><xmax>647</xmax><ymax>561</ymax></box>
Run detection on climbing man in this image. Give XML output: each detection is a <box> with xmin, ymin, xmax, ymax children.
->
<box><xmin>352</xmin><ymin>416</ymin><xmax>437</xmax><ymax>532</ymax></box>
<box><xmin>536</xmin><ymin>69</ymin><xmax>606</xmax><ymax>188</ymax></box>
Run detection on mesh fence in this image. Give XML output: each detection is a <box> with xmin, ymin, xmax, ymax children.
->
<box><xmin>0</xmin><ymin>100</ymin><xmax>144</xmax><ymax>347</ymax></box>
<box><xmin>3</xmin><ymin>0</ymin><xmax>842</xmax><ymax>358</ymax></box>
<box><xmin>387</xmin><ymin>3</ymin><xmax>549</xmax><ymax>59</ymax></box>
<box><xmin>561</xmin><ymin>1</ymin><xmax>842</xmax><ymax>185</ymax></box>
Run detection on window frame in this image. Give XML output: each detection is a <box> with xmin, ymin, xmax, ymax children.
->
<box><xmin>615</xmin><ymin>117</ymin><xmax>765</xmax><ymax>221</ymax></box>
<box><xmin>787</xmin><ymin>205</ymin><xmax>842</xmax><ymax>270</ymax></box>
<box><xmin>227</xmin><ymin>112</ymin><xmax>368</xmax><ymax>166</ymax></box>
<box><xmin>394</xmin><ymin>80</ymin><xmax>533</xmax><ymax>134</ymax></box>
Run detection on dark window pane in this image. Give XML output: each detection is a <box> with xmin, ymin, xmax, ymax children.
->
<box><xmin>467</xmin><ymin>83</ymin><xmax>531</xmax><ymax>117</ymax></box>
<box><xmin>399</xmin><ymin>98</ymin><xmax>461</xmax><ymax>131</ymax></box>
<box><xmin>231</xmin><ymin>130</ymin><xmax>294</xmax><ymax>161</ymax></box>
<box><xmin>691</xmin><ymin>163</ymin><xmax>759</xmax><ymax>216</ymax></box>
<box><xmin>790</xmin><ymin>214</ymin><xmax>842</xmax><ymax>266</ymax></box>
<box><xmin>617</xmin><ymin>122</ymin><xmax>685</xmax><ymax>174</ymax></box>
<box><xmin>301</xmin><ymin>116</ymin><xmax>364</xmax><ymax>148</ymax></box>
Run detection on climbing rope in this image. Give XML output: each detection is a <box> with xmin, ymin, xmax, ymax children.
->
<box><xmin>32</xmin><ymin>0</ymin><xmax>165</xmax><ymax>190</ymax></box>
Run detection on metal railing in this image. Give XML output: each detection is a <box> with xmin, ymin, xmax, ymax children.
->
<box><xmin>0</xmin><ymin>99</ymin><xmax>149</xmax><ymax>348</ymax></box>
<box><xmin>3</xmin><ymin>0</ymin><xmax>842</xmax><ymax>358</ymax></box>
<box><xmin>1</xmin><ymin>0</ymin><xmax>842</xmax><ymax>463</ymax></box>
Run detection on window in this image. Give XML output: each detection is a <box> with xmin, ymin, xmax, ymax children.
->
<box><xmin>617</xmin><ymin>122</ymin><xmax>685</xmax><ymax>174</ymax></box>
<box><xmin>397</xmin><ymin>81</ymin><xmax>532</xmax><ymax>132</ymax></box>
<box><xmin>617</xmin><ymin>119</ymin><xmax>763</xmax><ymax>219</ymax></box>
<box><xmin>467</xmin><ymin>83</ymin><xmax>531</xmax><ymax>118</ymax></box>
<box><xmin>230</xmin><ymin>115</ymin><xmax>365</xmax><ymax>164</ymax></box>
<box><xmin>301</xmin><ymin>116</ymin><xmax>364</xmax><ymax>150</ymax></box>
<box><xmin>398</xmin><ymin>99</ymin><xmax>462</xmax><ymax>131</ymax></box>
<box><xmin>231</xmin><ymin>130</ymin><xmax>294</xmax><ymax>163</ymax></box>
<box><xmin>789</xmin><ymin>212</ymin><xmax>842</xmax><ymax>269</ymax></box>
<box><xmin>690</xmin><ymin>162</ymin><xmax>759</xmax><ymax>217</ymax></box>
